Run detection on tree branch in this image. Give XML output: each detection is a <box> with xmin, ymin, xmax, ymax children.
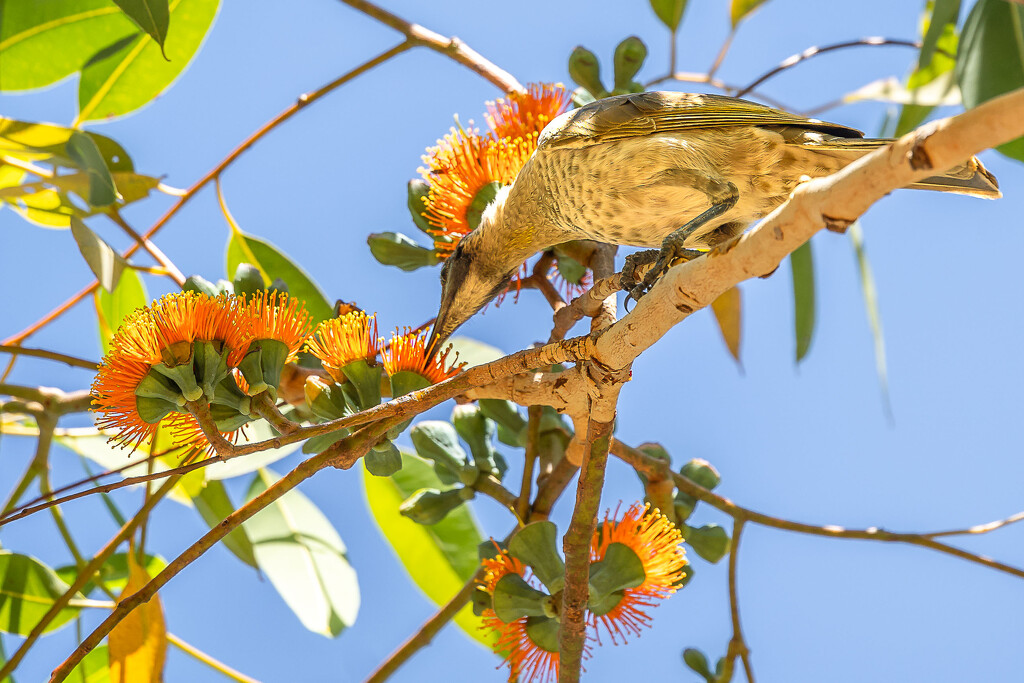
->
<box><xmin>0</xmin><ymin>346</ymin><xmax>98</xmax><ymax>370</ymax></box>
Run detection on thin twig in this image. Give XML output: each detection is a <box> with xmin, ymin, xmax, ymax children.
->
<box><xmin>0</xmin><ymin>476</ymin><xmax>180</xmax><ymax>680</ymax></box>
<box><xmin>707</xmin><ymin>27</ymin><xmax>737</xmax><ymax>79</ymax></box>
<box><xmin>558</xmin><ymin>415</ymin><xmax>615</xmax><ymax>683</ymax></box>
<box><xmin>364</xmin><ymin>568</ymin><xmax>482</xmax><ymax>683</ymax></box>
<box><xmin>726</xmin><ymin>519</ymin><xmax>755</xmax><ymax>682</ymax></box>
<box><xmin>167</xmin><ymin>633</ymin><xmax>261</xmax><ymax>683</ymax></box>
<box><xmin>0</xmin><ymin>345</ymin><xmax>98</xmax><ymax>370</ymax></box>
<box><xmin>735</xmin><ymin>37</ymin><xmax>925</xmax><ymax>98</ymax></box>
<box><xmin>516</xmin><ymin>406</ymin><xmax>542</xmax><ymax>520</ymax></box>
<box><xmin>337</xmin><ymin>0</ymin><xmax>523</xmax><ymax>94</ymax></box>
<box><xmin>107</xmin><ymin>211</ymin><xmax>186</xmax><ymax>286</ymax></box>
<box><xmin>2</xmin><ymin>41</ymin><xmax>413</xmax><ymax>347</ymax></box>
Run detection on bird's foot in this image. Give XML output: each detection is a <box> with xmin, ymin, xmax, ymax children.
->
<box><xmin>622</xmin><ymin>240</ymin><xmax>704</xmax><ymax>310</ymax></box>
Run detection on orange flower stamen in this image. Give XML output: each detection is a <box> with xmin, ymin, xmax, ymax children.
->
<box><xmin>381</xmin><ymin>328</ymin><xmax>462</xmax><ymax>384</ymax></box>
<box><xmin>243</xmin><ymin>291</ymin><xmax>311</xmax><ymax>359</ymax></box>
<box><xmin>305</xmin><ymin>312</ymin><xmax>381</xmax><ymax>375</ymax></box>
<box><xmin>486</xmin><ymin>83</ymin><xmax>570</xmax><ymax>141</ymax></box>
<box><xmin>589</xmin><ymin>503</ymin><xmax>688</xmax><ymax>645</ymax></box>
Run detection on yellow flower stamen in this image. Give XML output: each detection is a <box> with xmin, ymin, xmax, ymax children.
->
<box><xmin>305</xmin><ymin>311</ymin><xmax>381</xmax><ymax>380</ymax></box>
<box><xmin>381</xmin><ymin>328</ymin><xmax>461</xmax><ymax>384</ymax></box>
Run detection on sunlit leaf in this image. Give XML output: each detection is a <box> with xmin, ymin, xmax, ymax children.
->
<box><xmin>243</xmin><ymin>469</ymin><xmax>359</xmax><ymax>637</ymax></box>
<box><xmin>710</xmin><ymin>286</ymin><xmax>742</xmax><ymax>364</ymax></box>
<box><xmin>111</xmin><ymin>0</ymin><xmax>170</xmax><ymax>57</ymax></box>
<box><xmin>649</xmin><ymin>0</ymin><xmax>687</xmax><ymax>31</ymax></box>
<box><xmin>77</xmin><ymin>0</ymin><xmax>219</xmax><ymax>123</ymax></box>
<box><xmin>109</xmin><ymin>554</ymin><xmax>167</xmax><ymax>682</ymax></box>
<box><xmin>0</xmin><ymin>0</ymin><xmax>134</xmax><ymax>91</ymax></box>
<box><xmin>362</xmin><ymin>450</ymin><xmax>492</xmax><ymax>647</ymax></box>
<box><xmin>0</xmin><ymin>551</ymin><xmax>82</xmax><ymax>635</ymax></box>
<box><xmin>790</xmin><ymin>241</ymin><xmax>815</xmax><ymax>362</ymax></box>
<box><xmin>0</xmin><ymin>117</ymin><xmax>134</xmax><ymax>171</ymax></box>
<box><xmin>920</xmin><ymin>0</ymin><xmax>960</xmax><ymax>68</ymax></box>
<box><xmin>192</xmin><ymin>479</ymin><xmax>258</xmax><ymax>568</ymax></box>
<box><xmin>897</xmin><ymin>7</ymin><xmax>960</xmax><ymax>136</ymax></box>
<box><xmin>956</xmin><ymin>0</ymin><xmax>1024</xmax><ymax>161</ymax></box>
<box><xmin>94</xmin><ymin>266</ymin><xmax>147</xmax><ymax>353</ymax></box>
<box><xmin>66</xmin><ymin>132</ymin><xmax>117</xmax><ymax>207</ymax></box>
<box><xmin>731</xmin><ymin>0</ymin><xmax>770</xmax><ymax>25</ymax></box>
<box><xmin>70</xmin><ymin>217</ymin><xmax>128</xmax><ymax>292</ymax></box>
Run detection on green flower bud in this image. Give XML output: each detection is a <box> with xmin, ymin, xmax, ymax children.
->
<box><xmin>685</xmin><ymin>523</ymin><xmax>729</xmax><ymax>563</ymax></box>
<box><xmin>340</xmin><ymin>359</ymin><xmax>382</xmax><ymax>410</ymax></box>
<box><xmin>208</xmin><ymin>403</ymin><xmax>252</xmax><ymax>432</ymax></box>
<box><xmin>135</xmin><ymin>395</ymin><xmax>180</xmax><ymax>424</ymax></box>
<box><xmin>508</xmin><ymin>521</ymin><xmax>565</xmax><ymax>594</ymax></box>
<box><xmin>680</xmin><ymin>458</ymin><xmax>720</xmax><ymax>490</ymax></box>
<box><xmin>478</xmin><ymin>539</ymin><xmax>506</xmax><ymax>562</ymax></box>
<box><xmin>183</xmin><ymin>274</ymin><xmax>220</xmax><ymax>297</ymax></box>
<box><xmin>613</xmin><ymin>36</ymin><xmax>648</xmax><ymax>91</ymax></box>
<box><xmin>150</xmin><ymin>341</ymin><xmax>202</xmax><ymax>402</ymax></box>
<box><xmin>398</xmin><ymin>487</ymin><xmax>474</xmax><ymax>525</ymax></box>
<box><xmin>524</xmin><ymin>616</ymin><xmax>560</xmax><ymax>653</ymax></box>
<box><xmin>365</xmin><ymin>440</ymin><xmax>402</xmax><ymax>477</ymax></box>
<box><xmin>301</xmin><ymin>430</ymin><xmax>347</xmax><ymax>454</ymax></box>
<box><xmin>683</xmin><ymin>648</ymin><xmax>714</xmax><ymax>681</ymax></box>
<box><xmin>410</xmin><ymin>421</ymin><xmax>468</xmax><ymax>484</ymax></box>
<box><xmin>451</xmin><ymin>404</ymin><xmax>501</xmax><ymax>477</ymax></box>
<box><xmin>387</xmin><ymin>370</ymin><xmax>433</xmax><ymax>439</ymax></box>
<box><xmin>237</xmin><ymin>339</ymin><xmax>290</xmax><ymax>399</ymax></box>
<box><xmin>232</xmin><ymin>263</ymin><xmax>265</xmax><ymax>298</ymax></box>
<box><xmin>492</xmin><ymin>573</ymin><xmax>550</xmax><ymax>623</ymax></box>
<box><xmin>588</xmin><ymin>542</ymin><xmax>645</xmax><ymax>612</ymax></box>
<box><xmin>568</xmin><ymin>46</ymin><xmax>607</xmax><ymax>99</ymax></box>
<box><xmin>303</xmin><ymin>376</ymin><xmax>349</xmax><ymax>421</ymax></box>
<box><xmin>193</xmin><ymin>339</ymin><xmax>231</xmax><ymax>400</ymax></box>
<box><xmin>209</xmin><ymin>374</ymin><xmax>251</xmax><ymax>416</ymax></box>
<box><xmin>478</xmin><ymin>399</ymin><xmax>527</xmax><ymax>445</ymax></box>
<box><xmin>135</xmin><ymin>368</ymin><xmax>186</xmax><ymax>407</ymax></box>
<box><xmin>471</xmin><ymin>585</ymin><xmax>491</xmax><ymax>617</ymax></box>
<box><xmin>674</xmin><ymin>492</ymin><xmax>697</xmax><ymax>523</ymax></box>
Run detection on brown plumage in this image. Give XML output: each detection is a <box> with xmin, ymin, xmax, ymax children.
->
<box><xmin>429</xmin><ymin>92</ymin><xmax>999</xmax><ymax>351</ymax></box>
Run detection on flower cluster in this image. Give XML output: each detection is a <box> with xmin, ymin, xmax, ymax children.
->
<box><xmin>92</xmin><ymin>290</ymin><xmax>310</xmax><ymax>454</ymax></box>
<box><xmin>415</xmin><ymin>83</ymin><xmax>588</xmax><ymax>298</ymax></box>
<box><xmin>479</xmin><ymin>504</ymin><xmax>687</xmax><ymax>683</ymax></box>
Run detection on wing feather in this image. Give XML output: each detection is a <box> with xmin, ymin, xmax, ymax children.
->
<box><xmin>538</xmin><ymin>92</ymin><xmax>864</xmax><ymax>150</ymax></box>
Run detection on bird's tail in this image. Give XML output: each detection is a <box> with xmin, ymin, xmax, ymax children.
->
<box><xmin>807</xmin><ymin>137</ymin><xmax>1001</xmax><ymax>199</ymax></box>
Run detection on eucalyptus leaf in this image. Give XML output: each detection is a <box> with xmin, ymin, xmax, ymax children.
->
<box><xmin>0</xmin><ymin>117</ymin><xmax>134</xmax><ymax>171</ymax></box>
<box><xmin>65</xmin><ymin>132</ymin><xmax>118</xmax><ymax>207</ymax></box>
<box><xmin>243</xmin><ymin>468</ymin><xmax>359</xmax><ymax>637</ymax></box>
<box><xmin>790</xmin><ymin>241</ymin><xmax>815</xmax><ymax>362</ymax></box>
<box><xmin>367</xmin><ymin>231</ymin><xmax>439</xmax><ymax>272</ymax></box>
<box><xmin>111</xmin><ymin>0</ymin><xmax>170</xmax><ymax>58</ymax></box>
<box><xmin>77</xmin><ymin>0</ymin><xmax>219</xmax><ymax>123</ymax></box>
<box><xmin>95</xmin><ymin>267</ymin><xmax>147</xmax><ymax>353</ymax></box>
<box><xmin>0</xmin><ymin>551</ymin><xmax>82</xmax><ymax>635</ymax></box>
<box><xmin>192</xmin><ymin>479</ymin><xmax>258</xmax><ymax>568</ymax></box>
<box><xmin>920</xmin><ymin>0</ymin><xmax>960</xmax><ymax>68</ymax></box>
<box><xmin>649</xmin><ymin>0</ymin><xmax>687</xmax><ymax>32</ymax></box>
<box><xmin>70</xmin><ymin>217</ymin><xmax>128</xmax><ymax>292</ymax></box>
<box><xmin>730</xmin><ymin>0</ymin><xmax>770</xmax><ymax>25</ymax></box>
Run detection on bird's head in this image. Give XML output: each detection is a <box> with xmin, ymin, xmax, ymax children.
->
<box><xmin>427</xmin><ymin>192</ymin><xmax>522</xmax><ymax>353</ymax></box>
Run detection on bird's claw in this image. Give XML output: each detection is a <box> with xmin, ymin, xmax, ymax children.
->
<box><xmin>620</xmin><ymin>243</ymin><xmax>703</xmax><ymax>311</ymax></box>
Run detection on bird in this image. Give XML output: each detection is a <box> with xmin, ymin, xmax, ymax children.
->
<box><xmin>427</xmin><ymin>91</ymin><xmax>999</xmax><ymax>352</ymax></box>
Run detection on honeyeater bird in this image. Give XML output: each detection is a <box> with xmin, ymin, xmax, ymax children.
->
<box><xmin>427</xmin><ymin>91</ymin><xmax>999</xmax><ymax>351</ymax></box>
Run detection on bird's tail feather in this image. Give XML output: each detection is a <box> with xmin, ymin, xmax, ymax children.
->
<box><xmin>806</xmin><ymin>136</ymin><xmax>1001</xmax><ymax>199</ymax></box>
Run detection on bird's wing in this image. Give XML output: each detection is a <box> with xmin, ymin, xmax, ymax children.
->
<box><xmin>538</xmin><ymin>92</ymin><xmax>864</xmax><ymax>150</ymax></box>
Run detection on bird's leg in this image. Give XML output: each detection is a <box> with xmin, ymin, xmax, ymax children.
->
<box><xmin>620</xmin><ymin>248</ymin><xmax>702</xmax><ymax>304</ymax></box>
<box><xmin>625</xmin><ymin>175</ymin><xmax>738</xmax><ymax>304</ymax></box>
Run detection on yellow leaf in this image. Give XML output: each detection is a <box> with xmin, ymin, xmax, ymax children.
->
<box><xmin>711</xmin><ymin>286</ymin><xmax>742</xmax><ymax>364</ymax></box>
<box><xmin>109</xmin><ymin>554</ymin><xmax>167</xmax><ymax>683</ymax></box>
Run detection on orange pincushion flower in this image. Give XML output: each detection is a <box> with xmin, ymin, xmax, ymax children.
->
<box><xmin>305</xmin><ymin>312</ymin><xmax>381</xmax><ymax>379</ymax></box>
<box><xmin>589</xmin><ymin>503</ymin><xmax>688</xmax><ymax>644</ymax></box>
<box><xmin>486</xmin><ymin>83</ymin><xmax>570</xmax><ymax>141</ymax></box>
<box><xmin>243</xmin><ymin>291</ymin><xmax>311</xmax><ymax>360</ymax></box>
<box><xmin>479</xmin><ymin>550</ymin><xmax>571</xmax><ymax>683</ymax></box>
<box><xmin>193</xmin><ymin>294</ymin><xmax>251</xmax><ymax>366</ymax></box>
<box><xmin>420</xmin><ymin>130</ymin><xmax>533</xmax><ymax>255</ymax></box>
<box><xmin>381</xmin><ymin>328</ymin><xmax>462</xmax><ymax>384</ymax></box>
<box><xmin>92</xmin><ymin>350</ymin><xmax>162</xmax><ymax>451</ymax></box>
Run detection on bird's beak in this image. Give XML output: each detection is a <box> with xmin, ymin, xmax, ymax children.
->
<box><xmin>427</xmin><ymin>298</ymin><xmax>455</xmax><ymax>359</ymax></box>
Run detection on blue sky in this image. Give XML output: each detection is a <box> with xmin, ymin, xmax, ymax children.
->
<box><xmin>2</xmin><ymin>0</ymin><xmax>1023</xmax><ymax>681</ymax></box>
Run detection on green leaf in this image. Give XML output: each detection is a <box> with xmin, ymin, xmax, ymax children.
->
<box><xmin>0</xmin><ymin>118</ymin><xmax>133</xmax><ymax>171</ymax></box>
<box><xmin>920</xmin><ymin>0</ymin><xmax>960</xmax><ymax>68</ymax></box>
<box><xmin>685</xmin><ymin>523</ymin><xmax>730</xmax><ymax>563</ymax></box>
<box><xmin>111</xmin><ymin>0</ymin><xmax>169</xmax><ymax>57</ymax></box>
<box><xmin>192</xmin><ymin>479</ymin><xmax>258</xmax><ymax>568</ymax></box>
<box><xmin>849</xmin><ymin>222</ymin><xmax>891</xmax><ymax>419</ymax></box>
<box><xmin>243</xmin><ymin>468</ymin><xmax>359</xmax><ymax>637</ymax></box>
<box><xmin>0</xmin><ymin>551</ymin><xmax>82</xmax><ymax>635</ymax></box>
<box><xmin>0</xmin><ymin>0</ymin><xmax>135</xmax><ymax>92</ymax></box>
<box><xmin>956</xmin><ymin>0</ymin><xmax>1024</xmax><ymax>161</ymax></box>
<box><xmin>367</xmin><ymin>232</ymin><xmax>439</xmax><ymax>272</ymax></box>
<box><xmin>70</xmin><ymin>217</ymin><xmax>128</xmax><ymax>291</ymax></box>
<box><xmin>94</xmin><ymin>266</ymin><xmax>147</xmax><ymax>353</ymax></box>
<box><xmin>66</xmin><ymin>644</ymin><xmax>111</xmax><ymax>683</ymax></box>
<box><xmin>790</xmin><ymin>241</ymin><xmax>815</xmax><ymax>362</ymax></box>
<box><xmin>362</xmin><ymin>450</ymin><xmax>492</xmax><ymax>647</ymax></box>
<box><xmin>76</xmin><ymin>0</ymin><xmax>219</xmax><ymax>123</ymax></box>
<box><xmin>55</xmin><ymin>553</ymin><xmax>166</xmax><ymax>597</ymax></box>
<box><xmin>224</xmin><ymin>225</ymin><xmax>333</xmax><ymax>325</ymax></box>
<box><xmin>649</xmin><ymin>0</ymin><xmax>687</xmax><ymax>31</ymax></box>
<box><xmin>65</xmin><ymin>132</ymin><xmax>117</xmax><ymax>207</ymax></box>
<box><xmin>896</xmin><ymin>6</ymin><xmax>961</xmax><ymax>136</ymax></box>
<box><xmin>730</xmin><ymin>0</ymin><xmax>770</xmax><ymax>25</ymax></box>
<box><xmin>683</xmin><ymin>647</ymin><xmax>715</xmax><ymax>682</ymax></box>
